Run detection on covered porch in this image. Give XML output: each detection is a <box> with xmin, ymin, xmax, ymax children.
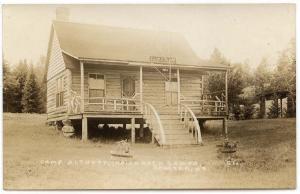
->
<box><xmin>65</xmin><ymin>60</ymin><xmax>229</xmax><ymax>143</ymax></box>
<box><xmin>67</xmin><ymin>61</ymin><xmax>228</xmax><ymax>116</ymax></box>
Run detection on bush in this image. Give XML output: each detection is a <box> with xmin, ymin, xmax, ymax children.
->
<box><xmin>244</xmin><ymin>104</ymin><xmax>256</xmax><ymax>120</ymax></box>
<box><xmin>268</xmin><ymin>100</ymin><xmax>280</xmax><ymax>119</ymax></box>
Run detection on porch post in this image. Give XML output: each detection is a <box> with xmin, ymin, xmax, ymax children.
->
<box><xmin>140</xmin><ymin>66</ymin><xmax>143</xmax><ymax>113</ymax></box>
<box><xmin>280</xmin><ymin>98</ymin><xmax>283</xmax><ymax>118</ymax></box>
<box><xmin>82</xmin><ymin>116</ymin><xmax>88</xmax><ymax>141</ymax></box>
<box><xmin>274</xmin><ymin>93</ymin><xmax>279</xmax><ymax>118</ymax></box>
<box><xmin>177</xmin><ymin>68</ymin><xmax>180</xmax><ymax>113</ymax></box>
<box><xmin>131</xmin><ymin>117</ymin><xmax>135</xmax><ymax>144</ymax></box>
<box><xmin>80</xmin><ymin>61</ymin><xmax>85</xmax><ymax>113</ymax></box>
<box><xmin>223</xmin><ymin>118</ymin><xmax>228</xmax><ymax>138</ymax></box>
<box><xmin>139</xmin><ymin>121</ymin><xmax>144</xmax><ymax>138</ymax></box>
<box><xmin>201</xmin><ymin>75</ymin><xmax>204</xmax><ymax>96</ymax></box>
<box><xmin>224</xmin><ymin>70</ymin><xmax>228</xmax><ymax>137</ymax></box>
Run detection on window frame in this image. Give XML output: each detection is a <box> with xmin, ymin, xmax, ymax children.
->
<box><xmin>88</xmin><ymin>73</ymin><xmax>106</xmax><ymax>104</ymax></box>
<box><xmin>56</xmin><ymin>76</ymin><xmax>64</xmax><ymax>107</ymax></box>
<box><xmin>121</xmin><ymin>75</ymin><xmax>136</xmax><ymax>98</ymax></box>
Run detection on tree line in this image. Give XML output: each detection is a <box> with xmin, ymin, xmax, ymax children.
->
<box><xmin>3</xmin><ymin>56</ymin><xmax>46</xmax><ymax>113</ymax></box>
<box><xmin>206</xmin><ymin>38</ymin><xmax>296</xmax><ymax>119</ymax></box>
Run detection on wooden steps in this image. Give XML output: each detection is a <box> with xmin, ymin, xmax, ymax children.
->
<box><xmin>143</xmin><ymin>104</ymin><xmax>201</xmax><ymax>146</ymax></box>
<box><xmin>156</xmin><ymin>106</ymin><xmax>197</xmax><ymax>146</ymax></box>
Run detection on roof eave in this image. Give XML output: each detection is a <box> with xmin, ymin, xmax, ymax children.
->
<box><xmin>75</xmin><ymin>56</ymin><xmax>229</xmax><ymax>71</ymax></box>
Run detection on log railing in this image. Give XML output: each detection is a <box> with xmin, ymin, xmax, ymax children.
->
<box><xmin>180</xmin><ymin>104</ymin><xmax>202</xmax><ymax>144</ymax></box>
<box><xmin>143</xmin><ymin>102</ymin><xmax>166</xmax><ymax>145</ymax></box>
<box><xmin>68</xmin><ymin>90</ymin><xmax>81</xmax><ymax>114</ymax></box>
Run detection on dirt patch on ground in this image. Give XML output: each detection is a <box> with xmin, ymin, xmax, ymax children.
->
<box><xmin>3</xmin><ymin>113</ymin><xmax>296</xmax><ymax>189</ymax></box>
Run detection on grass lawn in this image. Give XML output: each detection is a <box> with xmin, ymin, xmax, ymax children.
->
<box><xmin>3</xmin><ymin>113</ymin><xmax>296</xmax><ymax>189</ymax></box>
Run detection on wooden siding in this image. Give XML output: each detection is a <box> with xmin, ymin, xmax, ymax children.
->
<box><xmin>180</xmin><ymin>72</ymin><xmax>203</xmax><ymax>100</ymax></box>
<box><xmin>143</xmin><ymin>70</ymin><xmax>166</xmax><ymax>108</ymax></box>
<box><xmin>47</xmin><ymin>70</ymin><xmax>71</xmax><ymax>119</ymax></box>
<box><xmin>47</xmin><ymin>30</ymin><xmax>66</xmax><ymax>81</ymax></box>
<box><xmin>46</xmin><ymin>29</ymin><xmax>70</xmax><ymax>119</ymax></box>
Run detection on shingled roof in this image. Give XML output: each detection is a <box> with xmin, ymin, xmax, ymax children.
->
<box><xmin>52</xmin><ymin>20</ymin><xmax>227</xmax><ymax>69</ymax></box>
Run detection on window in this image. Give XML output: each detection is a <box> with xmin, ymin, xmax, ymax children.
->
<box><xmin>89</xmin><ymin>74</ymin><xmax>105</xmax><ymax>103</ymax></box>
<box><xmin>56</xmin><ymin>77</ymin><xmax>64</xmax><ymax>107</ymax></box>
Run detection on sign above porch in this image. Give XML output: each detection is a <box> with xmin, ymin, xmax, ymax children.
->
<box><xmin>149</xmin><ymin>56</ymin><xmax>176</xmax><ymax>65</ymax></box>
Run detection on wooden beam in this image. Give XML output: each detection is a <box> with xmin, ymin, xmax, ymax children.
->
<box><xmin>80</xmin><ymin>61</ymin><xmax>85</xmax><ymax>113</ymax></box>
<box><xmin>280</xmin><ymin>98</ymin><xmax>283</xmax><ymax>118</ymax></box>
<box><xmin>201</xmin><ymin>75</ymin><xmax>204</xmax><ymax>96</ymax></box>
<box><xmin>177</xmin><ymin>68</ymin><xmax>180</xmax><ymax>113</ymax></box>
<box><xmin>274</xmin><ymin>94</ymin><xmax>279</xmax><ymax>118</ymax></box>
<box><xmin>140</xmin><ymin>66</ymin><xmax>143</xmax><ymax>113</ymax></box>
<box><xmin>223</xmin><ymin>117</ymin><xmax>228</xmax><ymax>138</ymax></box>
<box><xmin>224</xmin><ymin>70</ymin><xmax>228</xmax><ymax>138</ymax></box>
<box><xmin>82</xmin><ymin>117</ymin><xmax>88</xmax><ymax>141</ymax></box>
<box><xmin>131</xmin><ymin>117</ymin><xmax>135</xmax><ymax>144</ymax></box>
<box><xmin>81</xmin><ymin>114</ymin><xmax>143</xmax><ymax>118</ymax></box>
<box><xmin>78</xmin><ymin>57</ymin><xmax>229</xmax><ymax>71</ymax></box>
<box><xmin>225</xmin><ymin>70</ymin><xmax>228</xmax><ymax>115</ymax></box>
<box><xmin>139</xmin><ymin>122</ymin><xmax>144</xmax><ymax>138</ymax></box>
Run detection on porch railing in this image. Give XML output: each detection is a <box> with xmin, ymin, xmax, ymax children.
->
<box><xmin>67</xmin><ymin>90</ymin><xmax>141</xmax><ymax>114</ymax></box>
<box><xmin>181</xmin><ymin>95</ymin><xmax>226</xmax><ymax>116</ymax></box>
<box><xmin>143</xmin><ymin>102</ymin><xmax>166</xmax><ymax>145</ymax></box>
<box><xmin>202</xmin><ymin>90</ymin><xmax>225</xmax><ymax>101</ymax></box>
<box><xmin>88</xmin><ymin>96</ymin><xmax>140</xmax><ymax>113</ymax></box>
<box><xmin>180</xmin><ymin>104</ymin><xmax>202</xmax><ymax>144</ymax></box>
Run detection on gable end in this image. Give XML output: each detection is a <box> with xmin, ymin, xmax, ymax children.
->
<box><xmin>46</xmin><ymin>26</ymin><xmax>67</xmax><ymax>81</ymax></box>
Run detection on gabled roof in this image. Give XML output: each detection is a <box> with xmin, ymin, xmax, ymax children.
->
<box><xmin>51</xmin><ymin>20</ymin><xmax>228</xmax><ymax>69</ymax></box>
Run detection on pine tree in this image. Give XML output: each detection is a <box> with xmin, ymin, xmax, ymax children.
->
<box><xmin>210</xmin><ymin>48</ymin><xmax>229</xmax><ymax>65</ymax></box>
<box><xmin>3</xmin><ymin>60</ymin><xmax>18</xmax><ymax>112</ymax></box>
<box><xmin>207</xmin><ymin>48</ymin><xmax>228</xmax><ymax>95</ymax></box>
<box><xmin>36</xmin><ymin>56</ymin><xmax>47</xmax><ymax>113</ymax></box>
<box><xmin>22</xmin><ymin>66</ymin><xmax>41</xmax><ymax>113</ymax></box>
<box><xmin>13</xmin><ymin>60</ymin><xmax>28</xmax><ymax>112</ymax></box>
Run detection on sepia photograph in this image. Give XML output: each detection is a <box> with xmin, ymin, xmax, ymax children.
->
<box><xmin>1</xmin><ymin>3</ymin><xmax>297</xmax><ymax>190</ymax></box>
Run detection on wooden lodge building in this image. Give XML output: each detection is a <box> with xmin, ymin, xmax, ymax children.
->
<box><xmin>46</xmin><ymin>19</ymin><xmax>229</xmax><ymax>146</ymax></box>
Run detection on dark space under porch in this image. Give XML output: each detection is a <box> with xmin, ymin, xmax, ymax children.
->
<box><xmin>55</xmin><ymin>116</ymin><xmax>227</xmax><ymax>144</ymax></box>
<box><xmin>68</xmin><ymin>118</ymin><xmax>153</xmax><ymax>143</ymax></box>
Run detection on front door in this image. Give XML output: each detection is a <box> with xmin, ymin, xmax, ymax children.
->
<box><xmin>165</xmin><ymin>80</ymin><xmax>178</xmax><ymax>105</ymax></box>
<box><xmin>122</xmin><ymin>76</ymin><xmax>135</xmax><ymax>98</ymax></box>
<box><xmin>122</xmin><ymin>76</ymin><xmax>135</xmax><ymax>111</ymax></box>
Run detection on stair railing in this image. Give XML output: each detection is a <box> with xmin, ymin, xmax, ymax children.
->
<box><xmin>180</xmin><ymin>104</ymin><xmax>203</xmax><ymax>144</ymax></box>
<box><xmin>143</xmin><ymin>102</ymin><xmax>166</xmax><ymax>145</ymax></box>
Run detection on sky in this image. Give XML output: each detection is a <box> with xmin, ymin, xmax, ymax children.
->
<box><xmin>2</xmin><ymin>4</ymin><xmax>296</xmax><ymax>70</ymax></box>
